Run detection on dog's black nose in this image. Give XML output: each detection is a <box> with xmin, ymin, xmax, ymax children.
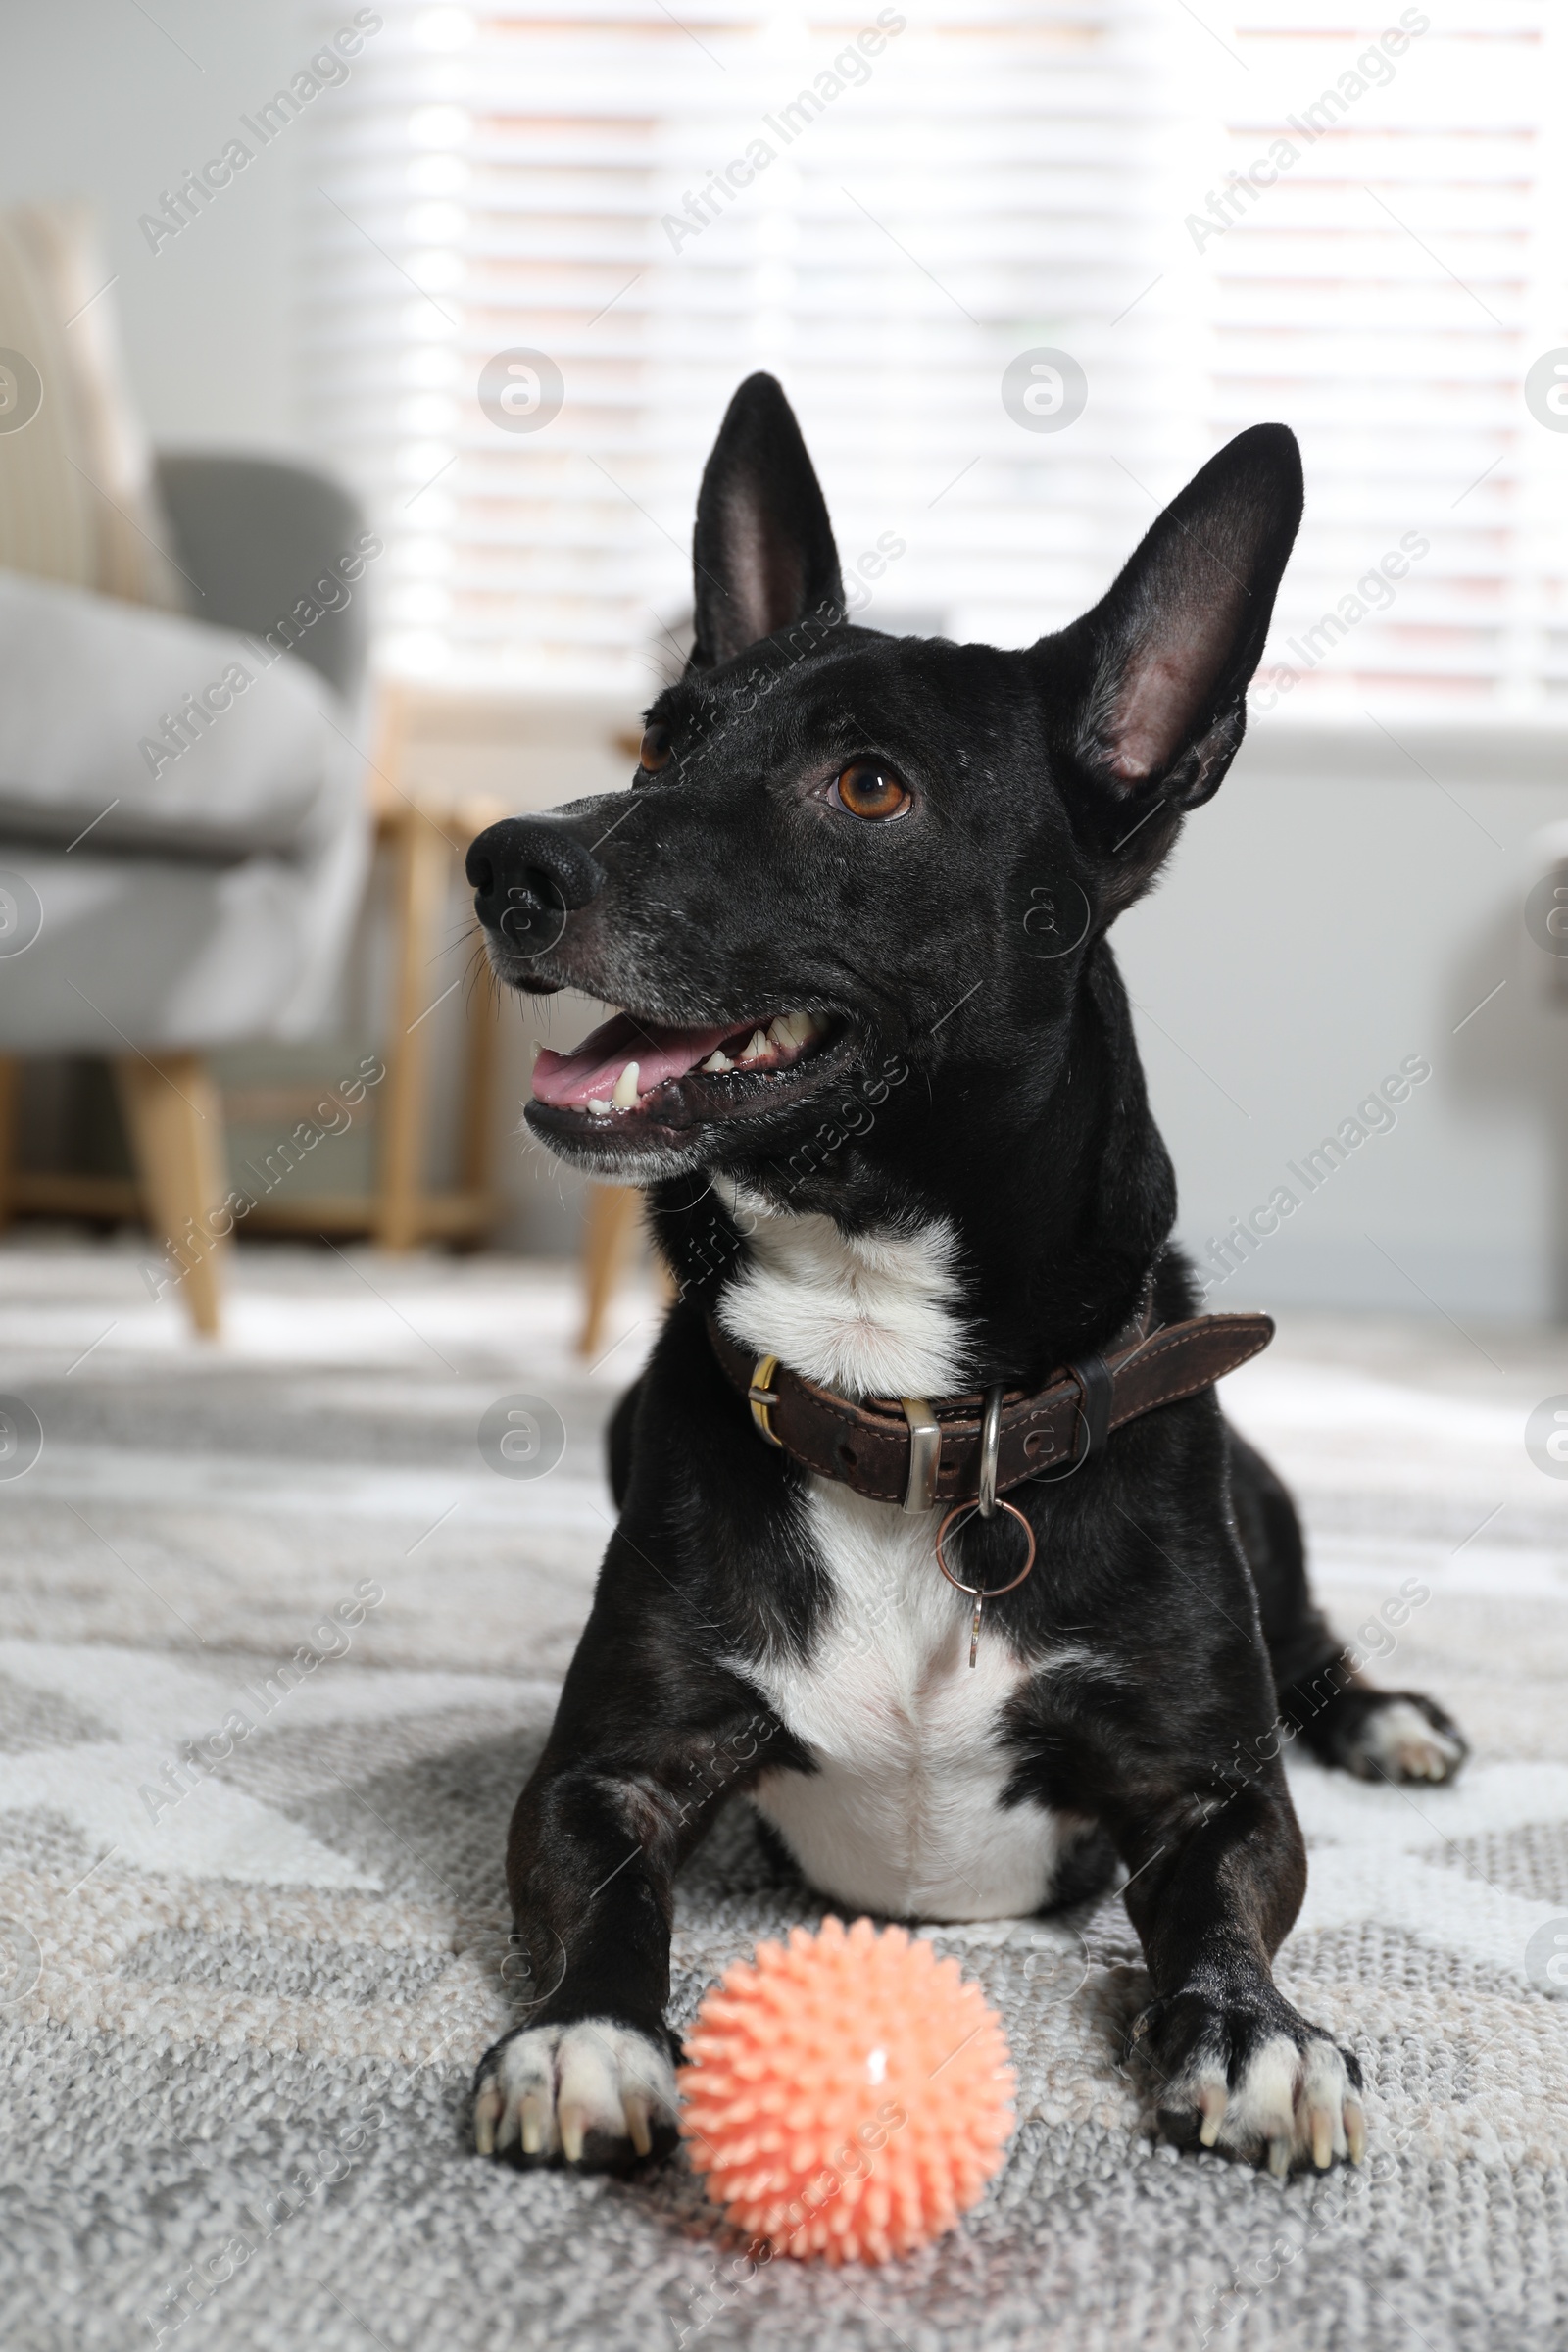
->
<box><xmin>466</xmin><ymin>816</ymin><xmax>606</xmax><ymax>943</ymax></box>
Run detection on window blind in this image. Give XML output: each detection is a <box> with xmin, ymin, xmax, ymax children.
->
<box><xmin>303</xmin><ymin>0</ymin><xmax>1568</xmax><ymax>713</ymax></box>
<box><xmin>1200</xmin><ymin>1</ymin><xmax>1568</xmax><ymax>718</ymax></box>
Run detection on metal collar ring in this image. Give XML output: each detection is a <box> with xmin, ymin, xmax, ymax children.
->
<box><xmin>934</xmin><ymin>1497</ymin><xmax>1038</xmax><ymax>1598</ymax></box>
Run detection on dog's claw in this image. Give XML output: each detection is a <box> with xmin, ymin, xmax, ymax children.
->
<box><xmin>476</xmin><ymin>2020</ymin><xmax>679</xmax><ymax>2171</ymax></box>
<box><xmin>1346</xmin><ymin>2099</ymin><xmax>1366</xmax><ymax>2165</ymax></box>
<box><xmin>1142</xmin><ymin>1999</ymin><xmax>1361</xmax><ymax>2179</ymax></box>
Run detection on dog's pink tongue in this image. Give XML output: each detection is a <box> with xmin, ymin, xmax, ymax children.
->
<box><xmin>532</xmin><ymin>1011</ymin><xmax>736</xmax><ymax>1108</ymax></box>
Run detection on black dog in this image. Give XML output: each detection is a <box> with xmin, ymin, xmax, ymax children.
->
<box><xmin>466</xmin><ymin>375</ymin><xmax>1465</xmax><ymax>2182</ymax></box>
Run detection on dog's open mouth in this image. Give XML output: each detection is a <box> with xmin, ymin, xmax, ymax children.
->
<box><xmin>528</xmin><ymin>1005</ymin><xmax>844</xmax><ymax>1154</ymax></box>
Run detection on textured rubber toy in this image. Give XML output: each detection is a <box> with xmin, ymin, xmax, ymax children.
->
<box><xmin>677</xmin><ymin>1915</ymin><xmax>1015</xmax><ymax>2264</ymax></box>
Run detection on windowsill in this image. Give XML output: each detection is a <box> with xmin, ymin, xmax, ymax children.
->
<box><xmin>1239</xmin><ymin>710</ymin><xmax>1568</xmax><ymax>783</ymax></box>
<box><xmin>366</xmin><ymin>663</ymin><xmax>1568</xmax><ymax>782</ymax></box>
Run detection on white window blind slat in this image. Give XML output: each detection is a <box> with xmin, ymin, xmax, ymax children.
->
<box><xmin>303</xmin><ymin>1</ymin><xmax>1568</xmax><ymax>711</ymax></box>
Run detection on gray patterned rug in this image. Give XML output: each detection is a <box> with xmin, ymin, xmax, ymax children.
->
<box><xmin>1</xmin><ymin>1237</ymin><xmax>1565</xmax><ymax>2352</ymax></box>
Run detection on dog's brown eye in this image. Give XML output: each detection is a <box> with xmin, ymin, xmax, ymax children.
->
<box><xmin>639</xmin><ymin>723</ymin><xmax>673</xmax><ymax>773</ymax></box>
<box><xmin>832</xmin><ymin>761</ymin><xmax>910</xmax><ymax>822</ymax></box>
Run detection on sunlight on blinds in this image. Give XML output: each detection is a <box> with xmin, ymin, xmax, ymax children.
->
<box><xmin>304</xmin><ymin>1</ymin><xmax>1568</xmax><ymax>716</ymax></box>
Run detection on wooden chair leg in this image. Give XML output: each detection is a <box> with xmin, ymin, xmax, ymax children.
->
<box><xmin>116</xmin><ymin>1053</ymin><xmax>226</xmax><ymax>1337</ymax></box>
<box><xmin>0</xmin><ymin>1055</ymin><xmax>19</xmax><ymax>1233</ymax></box>
<box><xmin>376</xmin><ymin>809</ymin><xmax>451</xmax><ymax>1252</ymax></box>
<box><xmin>458</xmin><ymin>949</ymin><xmax>499</xmax><ymax>1225</ymax></box>
<box><xmin>578</xmin><ymin>1183</ymin><xmax>643</xmax><ymax>1360</ymax></box>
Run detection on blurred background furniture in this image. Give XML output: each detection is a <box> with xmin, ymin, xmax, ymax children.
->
<box><xmin>0</xmin><ymin>173</ymin><xmax>657</xmax><ymax>1340</ymax></box>
<box><xmin>0</xmin><ymin>450</ymin><xmax>373</xmax><ymax>1331</ymax></box>
<box><xmin>357</xmin><ymin>684</ymin><xmax>653</xmax><ymax>1350</ymax></box>
<box><xmin>331</xmin><ymin>681</ymin><xmax>512</xmax><ymax>1256</ymax></box>
<box><xmin>579</xmin><ymin>1181</ymin><xmax>647</xmax><ymax>1360</ymax></box>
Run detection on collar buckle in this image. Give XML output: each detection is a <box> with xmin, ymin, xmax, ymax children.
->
<box><xmin>748</xmin><ymin>1354</ymin><xmax>783</xmax><ymax>1447</ymax></box>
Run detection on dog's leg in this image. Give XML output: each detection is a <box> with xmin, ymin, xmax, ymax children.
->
<box><xmin>472</xmin><ymin>1656</ymin><xmax>786</xmax><ymax>2172</ymax></box>
<box><xmin>1227</xmin><ymin>1423</ymin><xmax>1466</xmax><ymax>1785</ymax></box>
<box><xmin>472</xmin><ymin>1762</ymin><xmax>684</xmax><ymax>2172</ymax></box>
<box><xmin>1118</xmin><ymin>1775</ymin><xmax>1365</xmax><ymax>2176</ymax></box>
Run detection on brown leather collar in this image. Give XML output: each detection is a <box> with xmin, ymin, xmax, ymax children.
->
<box><xmin>708</xmin><ymin>1303</ymin><xmax>1274</xmax><ymax>1511</ymax></box>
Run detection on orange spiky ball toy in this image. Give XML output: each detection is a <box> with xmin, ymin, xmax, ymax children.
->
<box><xmin>677</xmin><ymin>1915</ymin><xmax>1015</xmax><ymax>2265</ymax></box>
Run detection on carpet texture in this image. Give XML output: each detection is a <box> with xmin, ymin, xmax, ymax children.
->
<box><xmin>0</xmin><ymin>1238</ymin><xmax>1565</xmax><ymax>2352</ymax></box>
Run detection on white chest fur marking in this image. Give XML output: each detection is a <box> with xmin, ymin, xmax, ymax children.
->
<box><xmin>712</xmin><ymin>1180</ymin><xmax>970</xmax><ymax>1398</ymax></box>
<box><xmin>710</xmin><ymin>1189</ymin><xmax>1075</xmax><ymax>1922</ymax></box>
<box><xmin>742</xmin><ymin>1481</ymin><xmax>1078</xmax><ymax>1922</ymax></box>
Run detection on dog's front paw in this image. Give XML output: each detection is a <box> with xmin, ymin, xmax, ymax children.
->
<box><xmin>1337</xmin><ymin>1690</ymin><xmax>1467</xmax><ymax>1785</ymax></box>
<box><xmin>472</xmin><ymin>2018</ymin><xmax>679</xmax><ymax>2172</ymax></box>
<box><xmin>1133</xmin><ymin>1988</ymin><xmax>1364</xmax><ymax>2177</ymax></box>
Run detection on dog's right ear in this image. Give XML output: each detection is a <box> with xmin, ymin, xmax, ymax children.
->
<box><xmin>1042</xmin><ymin>424</ymin><xmax>1302</xmax><ymax>845</ymax></box>
<box><xmin>690</xmin><ymin>374</ymin><xmax>845</xmax><ymax>668</ymax></box>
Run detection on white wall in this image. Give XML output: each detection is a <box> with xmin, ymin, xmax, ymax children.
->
<box><xmin>1116</xmin><ymin>721</ymin><xmax>1568</xmax><ymax>1321</ymax></box>
<box><xmin>1</xmin><ymin>2</ymin><xmax>313</xmax><ymax>452</ymax></box>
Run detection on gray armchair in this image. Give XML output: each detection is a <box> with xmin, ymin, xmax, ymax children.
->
<box><xmin>0</xmin><ymin>454</ymin><xmax>374</xmax><ymax>1331</ymax></box>
<box><xmin>156</xmin><ymin>455</ymin><xmax>370</xmax><ymax>704</ymax></box>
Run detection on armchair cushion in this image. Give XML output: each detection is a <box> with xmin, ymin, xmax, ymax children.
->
<box><xmin>0</xmin><ymin>567</ymin><xmax>356</xmax><ymax>859</ymax></box>
<box><xmin>0</xmin><ymin>814</ymin><xmax>368</xmax><ymax>1050</ymax></box>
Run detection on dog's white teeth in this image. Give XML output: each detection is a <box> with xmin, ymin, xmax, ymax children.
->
<box><xmin>693</xmin><ymin>1011</ymin><xmax>822</xmax><ymax>1083</ymax></box>
<box><xmin>612</xmin><ymin>1061</ymin><xmax>640</xmax><ymax>1111</ymax></box>
<box><xmin>587</xmin><ymin>1099</ymin><xmax>612</xmax><ymax>1117</ymax></box>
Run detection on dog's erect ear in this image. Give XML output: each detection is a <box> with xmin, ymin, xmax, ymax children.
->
<box><xmin>691</xmin><ymin>374</ymin><xmax>845</xmax><ymax>667</ymax></box>
<box><xmin>1047</xmin><ymin>424</ymin><xmax>1302</xmax><ymax>815</ymax></box>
